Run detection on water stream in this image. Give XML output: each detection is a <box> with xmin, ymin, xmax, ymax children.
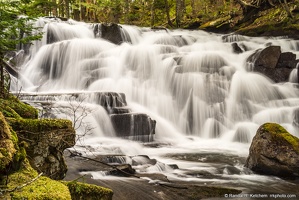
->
<box><xmin>11</xmin><ymin>18</ymin><xmax>299</xmax><ymax>198</ymax></box>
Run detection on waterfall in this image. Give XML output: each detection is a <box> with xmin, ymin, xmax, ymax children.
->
<box><xmin>13</xmin><ymin>18</ymin><xmax>299</xmax><ymax>144</ymax></box>
<box><xmin>10</xmin><ymin>18</ymin><xmax>299</xmax><ymax>193</ymax></box>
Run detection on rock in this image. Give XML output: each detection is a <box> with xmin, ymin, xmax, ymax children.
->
<box><xmin>62</xmin><ymin>181</ymin><xmax>113</xmax><ymax>200</ymax></box>
<box><xmin>8</xmin><ymin>118</ymin><xmax>76</xmax><ymax>180</ymax></box>
<box><xmin>95</xmin><ymin>92</ymin><xmax>127</xmax><ymax>111</ymax></box>
<box><xmin>277</xmin><ymin>52</ymin><xmax>297</xmax><ymax>68</ymax></box>
<box><xmin>254</xmin><ymin>46</ymin><xmax>281</xmax><ymax>68</ymax></box>
<box><xmin>110</xmin><ymin>113</ymin><xmax>156</xmax><ymax>142</ymax></box>
<box><xmin>0</xmin><ymin>112</ymin><xmax>17</xmax><ymax>174</ymax></box>
<box><xmin>247</xmin><ymin>46</ymin><xmax>298</xmax><ymax>82</ymax></box>
<box><xmin>109</xmin><ymin>164</ymin><xmax>135</xmax><ymax>177</ymax></box>
<box><xmin>231</xmin><ymin>42</ymin><xmax>243</xmax><ymax>54</ymax></box>
<box><xmin>100</xmin><ymin>23</ymin><xmax>124</xmax><ymax>44</ymax></box>
<box><xmin>245</xmin><ymin>123</ymin><xmax>299</xmax><ymax>179</ymax></box>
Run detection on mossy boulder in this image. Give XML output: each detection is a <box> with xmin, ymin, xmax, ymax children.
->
<box><xmin>2</xmin><ymin>159</ymin><xmax>72</xmax><ymax>199</ymax></box>
<box><xmin>0</xmin><ymin>95</ymin><xmax>38</xmax><ymax>119</ymax></box>
<box><xmin>245</xmin><ymin>123</ymin><xmax>299</xmax><ymax>178</ymax></box>
<box><xmin>0</xmin><ymin>112</ymin><xmax>17</xmax><ymax>174</ymax></box>
<box><xmin>62</xmin><ymin>181</ymin><xmax>113</xmax><ymax>200</ymax></box>
<box><xmin>8</xmin><ymin>118</ymin><xmax>76</xmax><ymax>180</ymax></box>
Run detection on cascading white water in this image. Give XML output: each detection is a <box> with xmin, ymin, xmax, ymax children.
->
<box><xmin>11</xmin><ymin>18</ymin><xmax>299</xmax><ymax>194</ymax></box>
<box><xmin>15</xmin><ymin>17</ymin><xmax>299</xmax><ymax>142</ymax></box>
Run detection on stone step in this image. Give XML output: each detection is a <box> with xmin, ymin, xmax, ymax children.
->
<box><xmin>110</xmin><ymin>113</ymin><xmax>156</xmax><ymax>142</ymax></box>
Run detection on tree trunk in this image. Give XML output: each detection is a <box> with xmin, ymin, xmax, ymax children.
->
<box><xmin>124</xmin><ymin>0</ymin><xmax>130</xmax><ymax>24</ymax></box>
<box><xmin>65</xmin><ymin>0</ymin><xmax>70</xmax><ymax>18</ymax></box>
<box><xmin>151</xmin><ymin>0</ymin><xmax>155</xmax><ymax>27</ymax></box>
<box><xmin>80</xmin><ymin>0</ymin><xmax>86</xmax><ymax>21</ymax></box>
<box><xmin>52</xmin><ymin>0</ymin><xmax>57</xmax><ymax>16</ymax></box>
<box><xmin>0</xmin><ymin>59</ymin><xmax>4</xmax><ymax>97</ymax></box>
<box><xmin>164</xmin><ymin>0</ymin><xmax>173</xmax><ymax>27</ymax></box>
<box><xmin>176</xmin><ymin>0</ymin><xmax>181</xmax><ymax>27</ymax></box>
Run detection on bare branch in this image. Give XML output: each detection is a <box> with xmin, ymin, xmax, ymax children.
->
<box><xmin>0</xmin><ymin>173</ymin><xmax>43</xmax><ymax>193</ymax></box>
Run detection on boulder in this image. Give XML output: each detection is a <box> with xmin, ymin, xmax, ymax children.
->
<box><xmin>99</xmin><ymin>23</ymin><xmax>124</xmax><ymax>44</ymax></box>
<box><xmin>245</xmin><ymin>123</ymin><xmax>299</xmax><ymax>179</ymax></box>
<box><xmin>8</xmin><ymin>118</ymin><xmax>76</xmax><ymax>180</ymax></box>
<box><xmin>247</xmin><ymin>46</ymin><xmax>298</xmax><ymax>83</ymax></box>
<box><xmin>231</xmin><ymin>43</ymin><xmax>243</xmax><ymax>54</ymax></box>
<box><xmin>0</xmin><ymin>112</ymin><xmax>17</xmax><ymax>174</ymax></box>
<box><xmin>253</xmin><ymin>46</ymin><xmax>281</xmax><ymax>68</ymax></box>
<box><xmin>110</xmin><ymin>113</ymin><xmax>156</xmax><ymax>142</ymax></box>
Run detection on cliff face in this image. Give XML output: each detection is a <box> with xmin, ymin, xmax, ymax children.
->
<box><xmin>0</xmin><ymin>95</ymin><xmax>113</xmax><ymax>199</ymax></box>
<box><xmin>8</xmin><ymin>118</ymin><xmax>76</xmax><ymax>180</ymax></box>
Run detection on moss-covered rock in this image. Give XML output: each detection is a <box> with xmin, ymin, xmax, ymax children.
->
<box><xmin>245</xmin><ymin>123</ymin><xmax>299</xmax><ymax>178</ymax></box>
<box><xmin>0</xmin><ymin>95</ymin><xmax>38</xmax><ymax>119</ymax></box>
<box><xmin>3</xmin><ymin>159</ymin><xmax>72</xmax><ymax>200</ymax></box>
<box><xmin>62</xmin><ymin>181</ymin><xmax>113</xmax><ymax>200</ymax></box>
<box><xmin>0</xmin><ymin>96</ymin><xmax>113</xmax><ymax>199</ymax></box>
<box><xmin>8</xmin><ymin>118</ymin><xmax>76</xmax><ymax>180</ymax></box>
<box><xmin>0</xmin><ymin>111</ymin><xmax>17</xmax><ymax>174</ymax></box>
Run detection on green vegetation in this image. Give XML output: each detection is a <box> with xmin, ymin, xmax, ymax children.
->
<box><xmin>0</xmin><ymin>95</ymin><xmax>38</xmax><ymax>119</ymax></box>
<box><xmin>8</xmin><ymin>118</ymin><xmax>73</xmax><ymax>133</ymax></box>
<box><xmin>0</xmin><ymin>0</ymin><xmax>42</xmax><ymax>98</ymax></box>
<box><xmin>0</xmin><ymin>97</ymin><xmax>113</xmax><ymax>199</ymax></box>
<box><xmin>62</xmin><ymin>181</ymin><xmax>113</xmax><ymax>200</ymax></box>
<box><xmin>263</xmin><ymin>123</ymin><xmax>299</xmax><ymax>154</ymax></box>
<box><xmin>7</xmin><ymin>160</ymin><xmax>72</xmax><ymax>200</ymax></box>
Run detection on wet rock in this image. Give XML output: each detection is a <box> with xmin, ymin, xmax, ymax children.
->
<box><xmin>247</xmin><ymin>46</ymin><xmax>298</xmax><ymax>82</ymax></box>
<box><xmin>277</xmin><ymin>52</ymin><xmax>298</xmax><ymax>68</ymax></box>
<box><xmin>109</xmin><ymin>107</ymin><xmax>131</xmax><ymax>114</ymax></box>
<box><xmin>245</xmin><ymin>123</ymin><xmax>299</xmax><ymax>179</ymax></box>
<box><xmin>8</xmin><ymin>118</ymin><xmax>76</xmax><ymax>180</ymax></box>
<box><xmin>94</xmin><ymin>92</ymin><xmax>127</xmax><ymax>110</ymax></box>
<box><xmin>253</xmin><ymin>46</ymin><xmax>281</xmax><ymax>68</ymax></box>
<box><xmin>110</xmin><ymin>113</ymin><xmax>156</xmax><ymax>142</ymax></box>
<box><xmin>109</xmin><ymin>164</ymin><xmax>135</xmax><ymax>177</ymax></box>
<box><xmin>231</xmin><ymin>43</ymin><xmax>243</xmax><ymax>54</ymax></box>
<box><xmin>100</xmin><ymin>23</ymin><xmax>124</xmax><ymax>44</ymax></box>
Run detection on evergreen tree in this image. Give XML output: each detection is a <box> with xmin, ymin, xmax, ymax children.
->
<box><xmin>0</xmin><ymin>0</ymin><xmax>42</xmax><ymax>97</ymax></box>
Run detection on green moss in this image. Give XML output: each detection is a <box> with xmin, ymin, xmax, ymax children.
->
<box><xmin>8</xmin><ymin>118</ymin><xmax>73</xmax><ymax>133</ymax></box>
<box><xmin>62</xmin><ymin>181</ymin><xmax>113</xmax><ymax>200</ymax></box>
<box><xmin>5</xmin><ymin>160</ymin><xmax>72</xmax><ymax>200</ymax></box>
<box><xmin>0</xmin><ymin>95</ymin><xmax>38</xmax><ymax>119</ymax></box>
<box><xmin>0</xmin><ymin>112</ymin><xmax>17</xmax><ymax>173</ymax></box>
<box><xmin>263</xmin><ymin>123</ymin><xmax>299</xmax><ymax>154</ymax></box>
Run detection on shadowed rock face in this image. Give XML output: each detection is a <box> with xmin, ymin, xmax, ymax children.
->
<box><xmin>8</xmin><ymin>118</ymin><xmax>76</xmax><ymax>180</ymax></box>
<box><xmin>98</xmin><ymin>23</ymin><xmax>124</xmax><ymax>45</ymax></box>
<box><xmin>245</xmin><ymin>123</ymin><xmax>299</xmax><ymax>179</ymax></box>
<box><xmin>110</xmin><ymin>113</ymin><xmax>156</xmax><ymax>142</ymax></box>
<box><xmin>247</xmin><ymin>46</ymin><xmax>299</xmax><ymax>83</ymax></box>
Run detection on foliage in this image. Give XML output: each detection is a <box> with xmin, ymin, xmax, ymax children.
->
<box><xmin>4</xmin><ymin>159</ymin><xmax>72</xmax><ymax>200</ymax></box>
<box><xmin>0</xmin><ymin>94</ymin><xmax>38</xmax><ymax>119</ymax></box>
<box><xmin>62</xmin><ymin>181</ymin><xmax>113</xmax><ymax>200</ymax></box>
<box><xmin>264</xmin><ymin>123</ymin><xmax>299</xmax><ymax>154</ymax></box>
<box><xmin>0</xmin><ymin>0</ymin><xmax>42</xmax><ymax>98</ymax></box>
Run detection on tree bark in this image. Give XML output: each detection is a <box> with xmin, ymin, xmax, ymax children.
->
<box><xmin>0</xmin><ymin>59</ymin><xmax>4</xmax><ymax>97</ymax></box>
<box><xmin>151</xmin><ymin>0</ymin><xmax>156</xmax><ymax>27</ymax></box>
<box><xmin>165</xmin><ymin>0</ymin><xmax>174</xmax><ymax>27</ymax></box>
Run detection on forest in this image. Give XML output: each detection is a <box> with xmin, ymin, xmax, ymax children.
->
<box><xmin>2</xmin><ymin>0</ymin><xmax>297</xmax><ymax>29</ymax></box>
